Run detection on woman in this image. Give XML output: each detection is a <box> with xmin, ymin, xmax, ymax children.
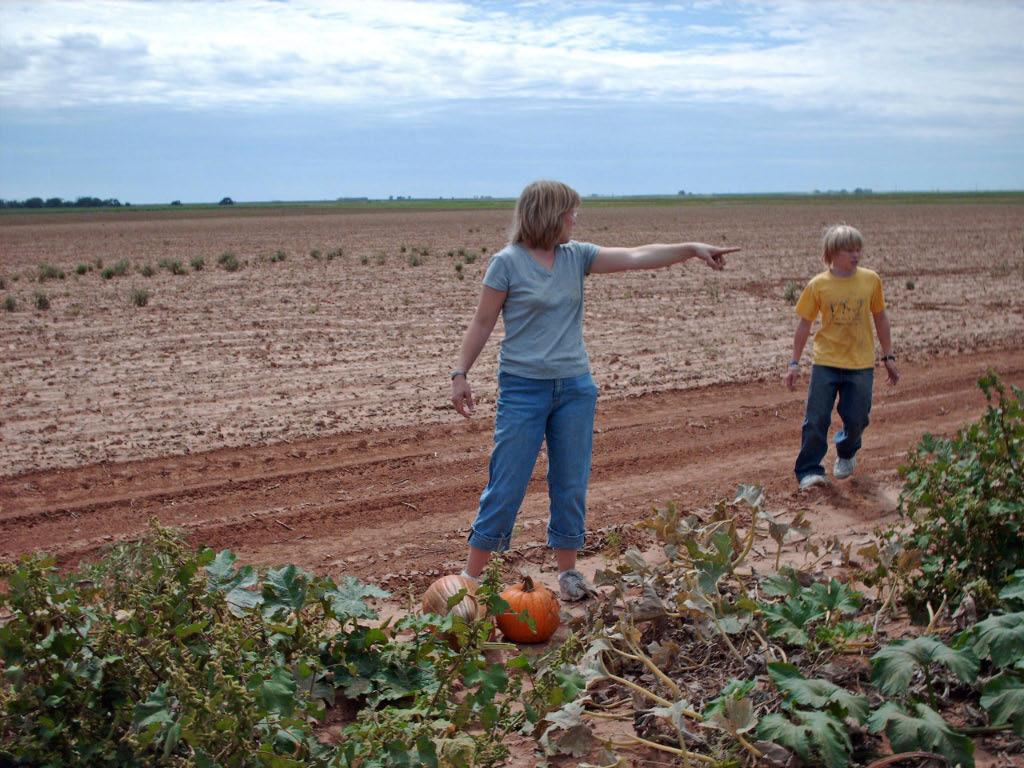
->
<box><xmin>451</xmin><ymin>180</ymin><xmax>738</xmax><ymax>600</ymax></box>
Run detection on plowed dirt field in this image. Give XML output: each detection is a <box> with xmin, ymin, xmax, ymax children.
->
<box><xmin>2</xmin><ymin>199</ymin><xmax>1023</xmax><ymax>586</ymax></box>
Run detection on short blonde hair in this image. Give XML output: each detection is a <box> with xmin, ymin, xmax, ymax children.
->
<box><xmin>510</xmin><ymin>180</ymin><xmax>580</xmax><ymax>250</ymax></box>
<box><xmin>821</xmin><ymin>224</ymin><xmax>864</xmax><ymax>265</ymax></box>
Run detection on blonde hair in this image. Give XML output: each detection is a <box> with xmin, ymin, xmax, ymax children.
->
<box><xmin>509</xmin><ymin>180</ymin><xmax>580</xmax><ymax>250</ymax></box>
<box><xmin>821</xmin><ymin>224</ymin><xmax>864</xmax><ymax>265</ymax></box>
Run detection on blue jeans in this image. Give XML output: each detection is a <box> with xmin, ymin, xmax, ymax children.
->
<box><xmin>794</xmin><ymin>365</ymin><xmax>874</xmax><ymax>482</ymax></box>
<box><xmin>469</xmin><ymin>371</ymin><xmax>599</xmax><ymax>552</ymax></box>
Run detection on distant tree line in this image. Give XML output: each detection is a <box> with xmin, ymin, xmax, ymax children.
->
<box><xmin>0</xmin><ymin>196</ymin><xmax>129</xmax><ymax>209</ymax></box>
<box><xmin>812</xmin><ymin>188</ymin><xmax>873</xmax><ymax>195</ymax></box>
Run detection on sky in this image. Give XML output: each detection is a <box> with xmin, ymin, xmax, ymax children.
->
<box><xmin>1</xmin><ymin>0</ymin><xmax>1023</xmax><ymax>203</ymax></box>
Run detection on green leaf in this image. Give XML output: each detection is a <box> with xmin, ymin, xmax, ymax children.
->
<box><xmin>980</xmin><ymin>673</ymin><xmax>1024</xmax><ymax>736</ymax></box>
<box><xmin>807</xmin><ymin>579</ymin><xmax>862</xmax><ymax>616</ymax></box>
<box><xmin>867</xmin><ymin>701</ymin><xmax>974</xmax><ymax>768</ymax></box>
<box><xmin>761</xmin><ymin>568</ymin><xmax>804</xmax><ymax>598</ymax></box>
<box><xmin>174</xmin><ymin>620</ymin><xmax>209</xmax><ymax>640</ymax></box>
<box><xmin>767</xmin><ymin>662</ymin><xmax>868</xmax><ymax>723</ymax></box>
<box><xmin>261</xmin><ymin>565</ymin><xmax>310</xmax><ymax>620</ymax></box>
<box><xmin>972</xmin><ymin>611</ymin><xmax>1024</xmax><ymax>667</ymax></box>
<box><xmin>324</xmin><ymin>576</ymin><xmax>390</xmax><ymax>622</ymax></box>
<box><xmin>870</xmin><ymin>636</ymin><xmax>979</xmax><ymax>695</ymax></box>
<box><xmin>999</xmin><ymin>570</ymin><xmax>1024</xmax><ymax>606</ymax></box>
<box><xmin>133</xmin><ymin>683</ymin><xmax>174</xmax><ymax>730</ymax></box>
<box><xmin>258</xmin><ymin>666</ymin><xmax>296</xmax><ymax>717</ymax></box>
<box><xmin>762</xmin><ymin>599</ymin><xmax>824</xmax><ymax>646</ymax></box>
<box><xmin>204</xmin><ymin>549</ymin><xmax>263</xmax><ymax>616</ymax></box>
<box><xmin>757</xmin><ymin>709</ymin><xmax>851</xmax><ymax>768</ymax></box>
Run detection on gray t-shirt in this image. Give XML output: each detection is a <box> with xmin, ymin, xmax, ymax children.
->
<box><xmin>482</xmin><ymin>240</ymin><xmax>600</xmax><ymax>379</ymax></box>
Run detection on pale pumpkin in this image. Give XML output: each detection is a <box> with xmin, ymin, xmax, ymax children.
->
<box><xmin>421</xmin><ymin>574</ymin><xmax>482</xmax><ymax>623</ymax></box>
<box><xmin>496</xmin><ymin>574</ymin><xmax>561</xmax><ymax>643</ymax></box>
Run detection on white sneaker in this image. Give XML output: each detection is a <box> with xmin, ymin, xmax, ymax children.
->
<box><xmin>834</xmin><ymin>457</ymin><xmax>857</xmax><ymax>480</ymax></box>
<box><xmin>798</xmin><ymin>473</ymin><xmax>829</xmax><ymax>491</ymax></box>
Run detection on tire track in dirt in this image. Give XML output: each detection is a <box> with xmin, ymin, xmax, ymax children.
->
<box><xmin>2</xmin><ymin>349</ymin><xmax>1021</xmax><ymax>583</ymax></box>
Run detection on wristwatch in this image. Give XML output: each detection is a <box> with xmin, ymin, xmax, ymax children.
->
<box><xmin>450</xmin><ymin>369</ymin><xmax>467</xmax><ymax>379</ymax></box>
<box><xmin>881</xmin><ymin>355</ymin><xmax>896</xmax><ymax>362</ymax></box>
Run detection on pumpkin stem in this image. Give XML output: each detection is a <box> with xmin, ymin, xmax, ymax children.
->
<box><xmin>520</xmin><ymin>574</ymin><xmax>535</xmax><ymax>592</ymax></box>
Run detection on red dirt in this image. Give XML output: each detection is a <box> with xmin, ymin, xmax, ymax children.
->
<box><xmin>2</xmin><ymin>348</ymin><xmax>1020</xmax><ymax>589</ymax></box>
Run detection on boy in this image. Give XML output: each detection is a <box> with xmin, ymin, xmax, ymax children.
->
<box><xmin>785</xmin><ymin>224</ymin><xmax>899</xmax><ymax>490</ymax></box>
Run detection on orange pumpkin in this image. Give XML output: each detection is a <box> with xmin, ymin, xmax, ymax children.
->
<box><xmin>421</xmin><ymin>574</ymin><xmax>482</xmax><ymax>623</ymax></box>
<box><xmin>496</xmin><ymin>574</ymin><xmax>561</xmax><ymax>643</ymax></box>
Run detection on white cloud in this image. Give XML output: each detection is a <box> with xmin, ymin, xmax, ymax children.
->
<box><xmin>0</xmin><ymin>0</ymin><xmax>1021</xmax><ymax>131</ymax></box>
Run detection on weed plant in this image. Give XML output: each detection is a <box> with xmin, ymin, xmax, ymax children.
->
<box><xmin>3</xmin><ymin>296</ymin><xmax>16</xmax><ymax>312</ymax></box>
<box><xmin>34</xmin><ymin>292</ymin><xmax>50</xmax><ymax>310</ymax></box>
<box><xmin>101</xmin><ymin>259</ymin><xmax>130</xmax><ymax>280</ymax></box>
<box><xmin>906</xmin><ymin>279</ymin><xmax>916</xmax><ymax>290</ymax></box>
<box><xmin>309</xmin><ymin>249</ymin><xmax>321</xmax><ymax>260</ymax></box>
<box><xmin>270</xmin><ymin>250</ymin><xmax>286</xmax><ymax>263</ymax></box>
<box><xmin>783</xmin><ymin>280</ymin><xmax>800</xmax><ymax>303</ymax></box>
<box><xmin>0</xmin><ymin>522</ymin><xmax>576</xmax><ymax>768</ymax></box>
<box><xmin>190</xmin><ymin>256</ymin><xmax>205</xmax><ymax>271</ymax></box>
<box><xmin>158</xmin><ymin>258</ymin><xmax>186</xmax><ymax>275</ymax></box>
<box><xmin>895</xmin><ymin>372</ymin><xmax>1024</xmax><ymax>618</ymax></box>
<box><xmin>326</xmin><ymin>248</ymin><xmax>343</xmax><ymax>261</ymax></box>
<box><xmin>131</xmin><ymin>289</ymin><xmax>150</xmax><ymax>307</ymax></box>
<box><xmin>75</xmin><ymin>264</ymin><xmax>89</xmax><ymax>275</ymax></box>
<box><xmin>139</xmin><ymin>264</ymin><xmax>156</xmax><ymax>278</ymax></box>
<box><xmin>38</xmin><ymin>263</ymin><xmax>65</xmax><ymax>282</ymax></box>
<box><xmin>217</xmin><ymin>252</ymin><xmax>241</xmax><ymax>272</ymax></box>
<box><xmin>0</xmin><ymin>277</ymin><xmax>4</xmax><ymax>290</ymax></box>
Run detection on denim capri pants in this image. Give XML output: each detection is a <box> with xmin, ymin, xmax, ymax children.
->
<box><xmin>468</xmin><ymin>371</ymin><xmax>599</xmax><ymax>552</ymax></box>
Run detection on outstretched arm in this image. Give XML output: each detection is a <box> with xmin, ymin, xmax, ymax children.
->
<box><xmin>589</xmin><ymin>243</ymin><xmax>740</xmax><ymax>274</ymax></box>
<box><xmin>873</xmin><ymin>310</ymin><xmax>899</xmax><ymax>385</ymax></box>
<box><xmin>785</xmin><ymin>318</ymin><xmax>812</xmax><ymax>391</ymax></box>
<box><xmin>451</xmin><ymin>286</ymin><xmax>506</xmax><ymax>417</ymax></box>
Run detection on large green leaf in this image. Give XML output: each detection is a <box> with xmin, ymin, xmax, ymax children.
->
<box><xmin>972</xmin><ymin>611</ymin><xmax>1024</xmax><ymax>667</ymax></box>
<box><xmin>133</xmin><ymin>683</ymin><xmax>174</xmax><ymax>730</ymax></box>
<box><xmin>204</xmin><ymin>549</ymin><xmax>263</xmax><ymax>616</ymax></box>
<box><xmin>757</xmin><ymin>709</ymin><xmax>851</xmax><ymax>768</ymax></box>
<box><xmin>762</xmin><ymin>599</ymin><xmax>824</xmax><ymax>646</ymax></box>
<box><xmin>999</xmin><ymin>570</ymin><xmax>1024</xmax><ymax>606</ymax></box>
<box><xmin>871</xmin><ymin>636</ymin><xmax>979</xmax><ymax>695</ymax></box>
<box><xmin>761</xmin><ymin>567</ymin><xmax>804</xmax><ymax>598</ymax></box>
<box><xmin>324</xmin><ymin>576</ymin><xmax>390</xmax><ymax>622</ymax></box>
<box><xmin>767</xmin><ymin>662</ymin><xmax>868</xmax><ymax>723</ymax></box>
<box><xmin>258</xmin><ymin>666</ymin><xmax>296</xmax><ymax>717</ymax></box>
<box><xmin>867</xmin><ymin>701</ymin><xmax>974</xmax><ymax>768</ymax></box>
<box><xmin>980</xmin><ymin>673</ymin><xmax>1024</xmax><ymax>736</ymax></box>
<box><xmin>261</xmin><ymin>565</ymin><xmax>310</xmax><ymax>621</ymax></box>
<box><xmin>807</xmin><ymin>579</ymin><xmax>861</xmax><ymax>616</ymax></box>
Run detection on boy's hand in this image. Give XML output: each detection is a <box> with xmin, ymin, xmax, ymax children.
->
<box><xmin>784</xmin><ymin>365</ymin><xmax>800</xmax><ymax>391</ymax></box>
<box><xmin>883</xmin><ymin>359</ymin><xmax>900</xmax><ymax>386</ymax></box>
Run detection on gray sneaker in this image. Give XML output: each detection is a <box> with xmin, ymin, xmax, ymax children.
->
<box><xmin>798</xmin><ymin>473</ymin><xmax>829</xmax><ymax>491</ymax></box>
<box><xmin>558</xmin><ymin>569</ymin><xmax>598</xmax><ymax>602</ymax></box>
<box><xmin>834</xmin><ymin>456</ymin><xmax>857</xmax><ymax>480</ymax></box>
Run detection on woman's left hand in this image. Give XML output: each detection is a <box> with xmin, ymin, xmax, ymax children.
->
<box><xmin>690</xmin><ymin>244</ymin><xmax>741</xmax><ymax>271</ymax></box>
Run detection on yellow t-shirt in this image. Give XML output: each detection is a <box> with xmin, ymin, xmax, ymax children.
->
<box><xmin>795</xmin><ymin>267</ymin><xmax>886</xmax><ymax>370</ymax></box>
